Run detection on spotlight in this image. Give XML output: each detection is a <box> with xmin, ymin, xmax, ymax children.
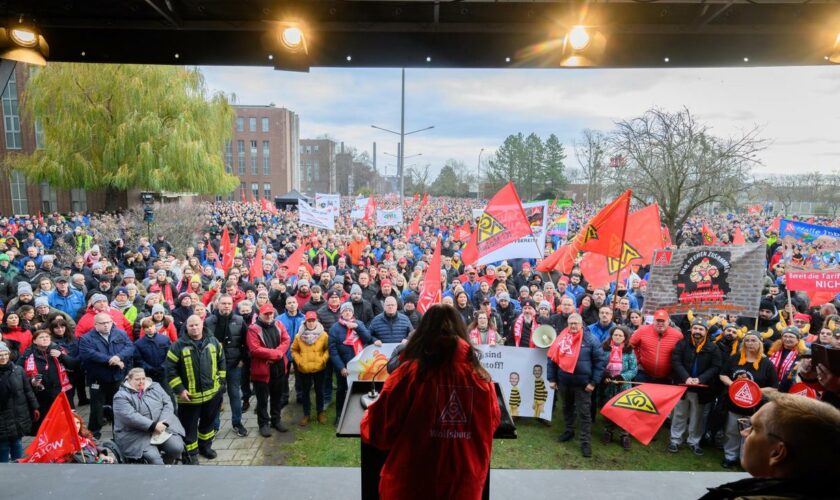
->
<box><xmin>568</xmin><ymin>26</ymin><xmax>591</xmax><ymax>51</ymax></box>
<box><xmin>426</xmin><ymin>56</ymin><xmax>432</xmax><ymax>62</ymax></box>
<box><xmin>268</xmin><ymin>54</ymin><xmax>273</xmax><ymax>60</ymax></box>
<box><xmin>346</xmin><ymin>55</ymin><xmax>352</xmax><ymax>61</ymax></box>
<box><xmin>505</xmin><ymin>57</ymin><xmax>511</xmax><ymax>63</ymax></box>
<box><xmin>743</xmin><ymin>57</ymin><xmax>749</xmax><ymax>62</ymax></box>
<box><xmin>0</xmin><ymin>18</ymin><xmax>49</xmax><ymax>66</ymax></box>
<box><xmin>281</xmin><ymin>26</ymin><xmax>304</xmax><ymax>50</ymax></box>
<box><xmin>664</xmin><ymin>57</ymin><xmax>670</xmax><ymax>63</ymax></box>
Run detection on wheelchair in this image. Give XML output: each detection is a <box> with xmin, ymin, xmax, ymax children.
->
<box><xmin>100</xmin><ymin>405</ymin><xmax>193</xmax><ymax>465</ymax></box>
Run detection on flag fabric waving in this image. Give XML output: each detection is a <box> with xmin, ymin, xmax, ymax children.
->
<box><xmin>455</xmin><ymin>221</ymin><xmax>472</xmax><ymax>241</ymax></box>
<box><xmin>577</xmin><ymin>190</ymin><xmax>632</xmax><ymax>259</ymax></box>
<box><xmin>406</xmin><ymin>211</ymin><xmax>422</xmax><ymax>239</ymax></box>
<box><xmin>547</xmin><ymin>328</ymin><xmax>583</xmax><ymax>373</ymax></box>
<box><xmin>578</xmin><ymin>204</ymin><xmax>664</xmax><ymax>288</ymax></box>
<box><xmin>219</xmin><ymin>226</ymin><xmax>236</xmax><ymax>273</ymax></box>
<box><xmin>701</xmin><ymin>223</ymin><xmax>718</xmax><ymax>246</ymax></box>
<box><xmin>22</xmin><ymin>392</ymin><xmax>81</xmax><ymax>463</ymax></box>
<box><xmin>280</xmin><ymin>243</ymin><xmax>313</xmax><ymax>276</ymax></box>
<box><xmin>363</xmin><ymin>197</ymin><xmax>377</xmax><ymax>224</ymax></box>
<box><xmin>535</xmin><ymin>243</ymin><xmax>579</xmax><ymax>274</ymax></box>
<box><xmin>461</xmin><ymin>182</ymin><xmax>532</xmax><ymax>265</ymax></box>
<box><xmin>249</xmin><ymin>245</ymin><xmax>264</xmax><ymax>283</ymax></box>
<box><xmin>417</xmin><ymin>237</ymin><xmax>442</xmax><ymax>314</ymax></box>
<box><xmin>600</xmin><ymin>383</ymin><xmax>687</xmax><ymax>445</ymax></box>
<box><xmin>732</xmin><ymin>226</ymin><xmax>746</xmax><ymax>245</ymax></box>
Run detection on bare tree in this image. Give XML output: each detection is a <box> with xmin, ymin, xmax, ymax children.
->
<box><xmin>406</xmin><ymin>164</ymin><xmax>432</xmax><ymax>194</ymax></box>
<box><xmin>609</xmin><ymin>108</ymin><xmax>765</xmax><ymax>235</ymax></box>
<box><xmin>574</xmin><ymin>129</ymin><xmax>609</xmax><ymax>205</ymax></box>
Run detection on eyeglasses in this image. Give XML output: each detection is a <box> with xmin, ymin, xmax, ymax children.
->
<box><xmin>737</xmin><ymin>417</ymin><xmax>784</xmax><ymax>442</ymax></box>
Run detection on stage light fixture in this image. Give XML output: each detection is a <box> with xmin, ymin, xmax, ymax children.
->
<box><xmin>0</xmin><ymin>18</ymin><xmax>49</xmax><ymax>66</ymax></box>
<box><xmin>281</xmin><ymin>26</ymin><xmax>304</xmax><ymax>50</ymax></box>
<box><xmin>567</xmin><ymin>26</ymin><xmax>591</xmax><ymax>51</ymax></box>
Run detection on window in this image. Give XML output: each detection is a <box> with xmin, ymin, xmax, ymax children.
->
<box><xmin>250</xmin><ymin>140</ymin><xmax>258</xmax><ymax>175</ymax></box>
<box><xmin>70</xmin><ymin>189</ymin><xmax>87</xmax><ymax>212</ymax></box>
<box><xmin>314</xmin><ymin>145</ymin><xmax>319</xmax><ymax>152</ymax></box>
<box><xmin>237</xmin><ymin>140</ymin><xmax>245</xmax><ymax>175</ymax></box>
<box><xmin>305</xmin><ymin>145</ymin><xmax>311</xmax><ymax>154</ymax></box>
<box><xmin>249</xmin><ymin>117</ymin><xmax>257</xmax><ymax>132</ymax></box>
<box><xmin>2</xmin><ymin>72</ymin><xmax>22</xmax><ymax>150</ymax></box>
<box><xmin>261</xmin><ymin>117</ymin><xmax>269</xmax><ymax>132</ymax></box>
<box><xmin>262</xmin><ymin>141</ymin><xmax>270</xmax><ymax>175</ymax></box>
<box><xmin>9</xmin><ymin>171</ymin><xmax>28</xmax><ymax>214</ymax></box>
<box><xmin>224</xmin><ymin>141</ymin><xmax>232</xmax><ymax>174</ymax></box>
<box><xmin>34</xmin><ymin>119</ymin><xmax>45</xmax><ymax>149</ymax></box>
<box><xmin>40</xmin><ymin>182</ymin><xmax>57</xmax><ymax>212</ymax></box>
<box><xmin>251</xmin><ymin>182</ymin><xmax>259</xmax><ymax>200</ymax></box>
<box><xmin>236</xmin><ymin>117</ymin><xmax>244</xmax><ymax>132</ymax></box>
<box><xmin>263</xmin><ymin>183</ymin><xmax>271</xmax><ymax>198</ymax></box>
<box><xmin>313</xmin><ymin>160</ymin><xmax>320</xmax><ymax>181</ymax></box>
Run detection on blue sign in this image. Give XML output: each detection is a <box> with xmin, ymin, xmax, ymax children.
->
<box><xmin>780</xmin><ymin>219</ymin><xmax>840</xmax><ymax>242</ymax></box>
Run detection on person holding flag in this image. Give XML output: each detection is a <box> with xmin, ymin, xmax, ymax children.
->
<box><xmin>0</xmin><ymin>341</ymin><xmax>40</xmax><ymax>462</ymax></box>
<box><xmin>547</xmin><ymin>313</ymin><xmax>606</xmax><ymax>457</ymax></box>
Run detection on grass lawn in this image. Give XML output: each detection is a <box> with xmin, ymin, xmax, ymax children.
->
<box><xmin>280</xmin><ymin>403</ymin><xmax>731</xmax><ymax>471</ymax></box>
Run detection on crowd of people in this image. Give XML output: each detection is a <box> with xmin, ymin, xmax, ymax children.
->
<box><xmin>0</xmin><ymin>194</ymin><xmax>838</xmax><ymax>492</ymax></box>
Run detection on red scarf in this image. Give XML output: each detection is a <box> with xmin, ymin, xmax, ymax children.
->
<box><xmin>547</xmin><ymin>327</ymin><xmax>584</xmax><ymax>373</ymax></box>
<box><xmin>469</xmin><ymin>328</ymin><xmax>497</xmax><ymax>346</ymax></box>
<box><xmin>339</xmin><ymin>318</ymin><xmax>363</xmax><ymax>355</ymax></box>
<box><xmin>769</xmin><ymin>349</ymin><xmax>798</xmax><ymax>380</ymax></box>
<box><xmin>24</xmin><ymin>349</ymin><xmax>72</xmax><ymax>393</ymax></box>
<box><xmin>606</xmin><ymin>342</ymin><xmax>624</xmax><ymax>377</ymax></box>
<box><xmin>149</xmin><ymin>280</ymin><xmax>175</xmax><ymax>308</ymax></box>
<box><xmin>513</xmin><ymin>314</ymin><xmax>537</xmax><ymax>347</ymax></box>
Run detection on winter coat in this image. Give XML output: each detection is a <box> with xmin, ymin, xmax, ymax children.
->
<box><xmin>316</xmin><ymin>304</ymin><xmax>342</xmax><ymax>333</ymax></box>
<box><xmin>278</xmin><ymin>311</ymin><xmax>305</xmax><ymax>361</ymax></box>
<box><xmin>629</xmin><ymin>324</ymin><xmax>685</xmax><ymax>380</ymax></box>
<box><xmin>547</xmin><ymin>330</ymin><xmax>607</xmax><ymax>387</ymax></box>
<box><xmin>328</xmin><ymin>320</ymin><xmax>373</xmax><ymax>371</ymax></box>
<box><xmin>0</xmin><ymin>363</ymin><xmax>38</xmax><ymax>440</ymax></box>
<box><xmin>164</xmin><ymin>333</ymin><xmax>225</xmax><ymax>405</ymax></box>
<box><xmin>48</xmin><ymin>288</ymin><xmax>85</xmax><ymax>320</ymax></box>
<box><xmin>75</xmin><ymin>306</ymin><xmax>132</xmax><ymax>339</ymax></box>
<box><xmin>601</xmin><ymin>347</ymin><xmax>638</xmax><ymax>397</ymax></box>
<box><xmin>671</xmin><ymin>335</ymin><xmax>723</xmax><ymax>403</ymax></box>
<box><xmin>360</xmin><ymin>339</ymin><xmax>499</xmax><ymax>500</ymax></box>
<box><xmin>78</xmin><ymin>327</ymin><xmax>135</xmax><ymax>384</ymax></box>
<box><xmin>291</xmin><ymin>324</ymin><xmax>329</xmax><ymax>374</ymax></box>
<box><xmin>133</xmin><ymin>333</ymin><xmax>172</xmax><ymax>379</ymax></box>
<box><xmin>204</xmin><ymin>312</ymin><xmax>247</xmax><ymax>369</ymax></box>
<box><xmin>246</xmin><ymin>319</ymin><xmax>290</xmax><ymax>383</ymax></box>
<box><xmin>351</xmin><ymin>299</ymin><xmax>375</xmax><ymax>326</ymax></box>
<box><xmin>113</xmin><ymin>379</ymin><xmax>186</xmax><ymax>460</ymax></box>
<box><xmin>369</xmin><ymin>312</ymin><xmax>413</xmax><ymax>344</ymax></box>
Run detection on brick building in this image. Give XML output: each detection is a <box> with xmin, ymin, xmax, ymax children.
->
<box><xmin>223</xmin><ymin>104</ymin><xmax>299</xmax><ymax>201</ymax></box>
<box><xmin>299</xmin><ymin>138</ymin><xmax>337</xmax><ymax>195</ymax></box>
<box><xmin>0</xmin><ymin>63</ymin><xmax>117</xmax><ymax>216</ymax></box>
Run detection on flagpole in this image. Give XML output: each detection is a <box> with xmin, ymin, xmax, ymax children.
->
<box><xmin>611</xmin><ymin>190</ymin><xmax>632</xmax><ymax>307</ymax></box>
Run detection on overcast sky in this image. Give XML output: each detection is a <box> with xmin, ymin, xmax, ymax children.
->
<box><xmin>201</xmin><ymin>65</ymin><xmax>840</xmax><ymax>179</ymax></box>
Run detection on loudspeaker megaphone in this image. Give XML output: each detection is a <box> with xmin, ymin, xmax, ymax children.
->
<box><xmin>533</xmin><ymin>324</ymin><xmax>557</xmax><ymax>349</ymax></box>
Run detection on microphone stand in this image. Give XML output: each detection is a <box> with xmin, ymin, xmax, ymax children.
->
<box><xmin>360</xmin><ymin>363</ymin><xmax>389</xmax><ymax>409</ymax></box>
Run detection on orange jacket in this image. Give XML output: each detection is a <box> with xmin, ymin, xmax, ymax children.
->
<box><xmin>361</xmin><ymin>340</ymin><xmax>499</xmax><ymax>500</ymax></box>
<box><xmin>629</xmin><ymin>324</ymin><xmax>684</xmax><ymax>379</ymax></box>
<box><xmin>346</xmin><ymin>238</ymin><xmax>369</xmax><ymax>266</ymax></box>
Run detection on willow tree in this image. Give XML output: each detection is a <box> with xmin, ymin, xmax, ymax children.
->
<box><xmin>9</xmin><ymin>64</ymin><xmax>238</xmax><ymax>205</ymax></box>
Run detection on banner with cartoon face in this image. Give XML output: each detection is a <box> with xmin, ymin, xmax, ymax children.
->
<box><xmin>347</xmin><ymin>344</ymin><xmax>554</xmax><ymax>421</ymax></box>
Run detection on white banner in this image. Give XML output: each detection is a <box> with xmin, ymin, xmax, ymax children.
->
<box><xmin>347</xmin><ymin>343</ymin><xmax>553</xmax><ymax>421</ymax></box>
<box><xmin>298</xmin><ymin>200</ymin><xmax>335</xmax><ymax>230</ymax></box>
<box><xmin>315</xmin><ymin>193</ymin><xmax>341</xmax><ymax>216</ymax></box>
<box><xmin>351</xmin><ymin>197</ymin><xmax>369</xmax><ymax>220</ymax></box>
<box><xmin>376</xmin><ymin>208</ymin><xmax>404</xmax><ymax>227</ymax></box>
<box><xmin>471</xmin><ymin>208</ymin><xmax>484</xmax><ymax>220</ymax></box>
<box><xmin>476</xmin><ymin>200</ymin><xmax>549</xmax><ymax>265</ymax></box>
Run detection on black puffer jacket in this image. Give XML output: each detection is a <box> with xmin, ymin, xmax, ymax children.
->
<box><xmin>204</xmin><ymin>311</ymin><xmax>246</xmax><ymax>370</ymax></box>
<box><xmin>0</xmin><ymin>363</ymin><xmax>39</xmax><ymax>440</ymax></box>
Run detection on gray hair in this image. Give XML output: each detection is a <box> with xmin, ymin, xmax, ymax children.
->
<box><xmin>127</xmin><ymin>367</ymin><xmax>146</xmax><ymax>379</ymax></box>
<box><xmin>568</xmin><ymin>313</ymin><xmax>583</xmax><ymax>324</ymax></box>
<box><xmin>238</xmin><ymin>300</ymin><xmax>253</xmax><ymax>311</ymax></box>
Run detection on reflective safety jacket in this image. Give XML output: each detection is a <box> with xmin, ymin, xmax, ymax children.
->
<box><xmin>164</xmin><ymin>334</ymin><xmax>226</xmax><ymax>405</ymax></box>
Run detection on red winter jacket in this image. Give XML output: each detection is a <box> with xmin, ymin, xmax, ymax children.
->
<box><xmin>75</xmin><ymin>306</ymin><xmax>132</xmax><ymax>338</ymax></box>
<box><xmin>360</xmin><ymin>339</ymin><xmax>500</xmax><ymax>500</ymax></box>
<box><xmin>629</xmin><ymin>324</ymin><xmax>685</xmax><ymax>379</ymax></box>
<box><xmin>246</xmin><ymin>319</ymin><xmax>290</xmax><ymax>383</ymax></box>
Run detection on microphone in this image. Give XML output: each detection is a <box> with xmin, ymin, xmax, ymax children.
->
<box><xmin>360</xmin><ymin>362</ymin><xmax>389</xmax><ymax>409</ymax></box>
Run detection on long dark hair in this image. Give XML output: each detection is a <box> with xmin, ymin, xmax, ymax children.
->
<box><xmin>602</xmin><ymin>325</ymin><xmax>634</xmax><ymax>354</ymax></box>
<box><xmin>401</xmin><ymin>304</ymin><xmax>490</xmax><ymax>381</ymax></box>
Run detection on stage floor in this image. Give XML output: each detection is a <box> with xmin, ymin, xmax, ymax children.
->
<box><xmin>2</xmin><ymin>464</ymin><xmax>746</xmax><ymax>499</ymax></box>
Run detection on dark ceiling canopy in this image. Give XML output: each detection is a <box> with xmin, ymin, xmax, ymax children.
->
<box><xmin>9</xmin><ymin>0</ymin><xmax>840</xmax><ymax>69</ymax></box>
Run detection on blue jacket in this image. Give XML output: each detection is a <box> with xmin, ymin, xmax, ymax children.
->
<box><xmin>461</xmin><ymin>280</ymin><xmax>481</xmax><ymax>302</ymax></box>
<box><xmin>328</xmin><ymin>321</ymin><xmax>373</xmax><ymax>371</ymax></box>
<box><xmin>35</xmin><ymin>231</ymin><xmax>54</xmax><ymax>249</ymax></box>
<box><xmin>79</xmin><ymin>327</ymin><xmax>135</xmax><ymax>384</ymax></box>
<box><xmin>134</xmin><ymin>333</ymin><xmax>172</xmax><ymax>373</ymax></box>
<box><xmin>49</xmin><ymin>288</ymin><xmax>86</xmax><ymax>320</ymax></box>
<box><xmin>278</xmin><ymin>311</ymin><xmax>305</xmax><ymax>361</ymax></box>
<box><xmin>587</xmin><ymin>321</ymin><xmax>616</xmax><ymax>344</ymax></box>
<box><xmin>368</xmin><ymin>312</ymin><xmax>413</xmax><ymax>344</ymax></box>
<box><xmin>547</xmin><ymin>330</ymin><xmax>606</xmax><ymax>387</ymax></box>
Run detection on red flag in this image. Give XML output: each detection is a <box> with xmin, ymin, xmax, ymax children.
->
<box><xmin>535</xmin><ymin>243</ymin><xmax>578</xmax><ymax>274</ymax></box>
<box><xmin>455</xmin><ymin>221</ymin><xmax>472</xmax><ymax>241</ymax></box>
<box><xmin>701</xmin><ymin>223</ymin><xmax>717</xmax><ymax>246</ymax></box>
<box><xmin>767</xmin><ymin>216</ymin><xmax>781</xmax><ymax>233</ymax></box>
<box><xmin>547</xmin><ymin>327</ymin><xmax>583</xmax><ymax>373</ymax></box>
<box><xmin>249</xmin><ymin>245</ymin><xmax>264</xmax><ymax>283</ymax></box>
<box><xmin>417</xmin><ymin>237</ymin><xmax>442</xmax><ymax>314</ymax></box>
<box><xmin>241</xmin><ymin>189</ymin><xmax>246</xmax><ymax>204</ymax></box>
<box><xmin>600</xmin><ymin>383</ymin><xmax>687</xmax><ymax>445</ymax></box>
<box><xmin>250</xmin><ymin>191</ymin><xmax>257</xmax><ymax>205</ymax></box>
<box><xmin>662</xmin><ymin>226</ymin><xmax>672</xmax><ymax>247</ymax></box>
<box><xmin>406</xmin><ymin>212</ymin><xmax>422</xmax><ymax>239</ymax></box>
<box><xmin>732</xmin><ymin>226</ymin><xmax>746</xmax><ymax>245</ymax></box>
<box><xmin>578</xmin><ymin>190</ymin><xmax>631</xmax><ymax>259</ymax></box>
<box><xmin>280</xmin><ymin>243</ymin><xmax>313</xmax><ymax>276</ymax></box>
<box><xmin>363</xmin><ymin>197</ymin><xmax>376</xmax><ymax>224</ymax></box>
<box><xmin>420</xmin><ymin>193</ymin><xmax>429</xmax><ymax>210</ymax></box>
<box><xmin>461</xmin><ymin>182</ymin><xmax>532</xmax><ymax>265</ymax></box>
<box><xmin>808</xmin><ymin>291</ymin><xmax>837</xmax><ymax>306</ymax></box>
<box><xmin>413</xmin><ymin>193</ymin><xmax>420</xmax><ymax>203</ymax></box>
<box><xmin>22</xmin><ymin>392</ymin><xmax>81</xmax><ymax>463</ymax></box>
<box><xmin>220</xmin><ymin>226</ymin><xmax>235</xmax><ymax>272</ymax></box>
<box><xmin>578</xmin><ymin>204</ymin><xmax>663</xmax><ymax>288</ymax></box>
<box><xmin>748</xmin><ymin>204</ymin><xmax>762</xmax><ymax>215</ymax></box>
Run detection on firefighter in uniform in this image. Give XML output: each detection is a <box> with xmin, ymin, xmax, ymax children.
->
<box><xmin>164</xmin><ymin>314</ymin><xmax>226</xmax><ymax>463</ymax></box>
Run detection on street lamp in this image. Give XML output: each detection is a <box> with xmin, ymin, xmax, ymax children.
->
<box><xmin>371</xmin><ymin>68</ymin><xmax>434</xmax><ymax>206</ymax></box>
<box><xmin>477</xmin><ymin>148</ymin><xmax>485</xmax><ymax>200</ymax></box>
